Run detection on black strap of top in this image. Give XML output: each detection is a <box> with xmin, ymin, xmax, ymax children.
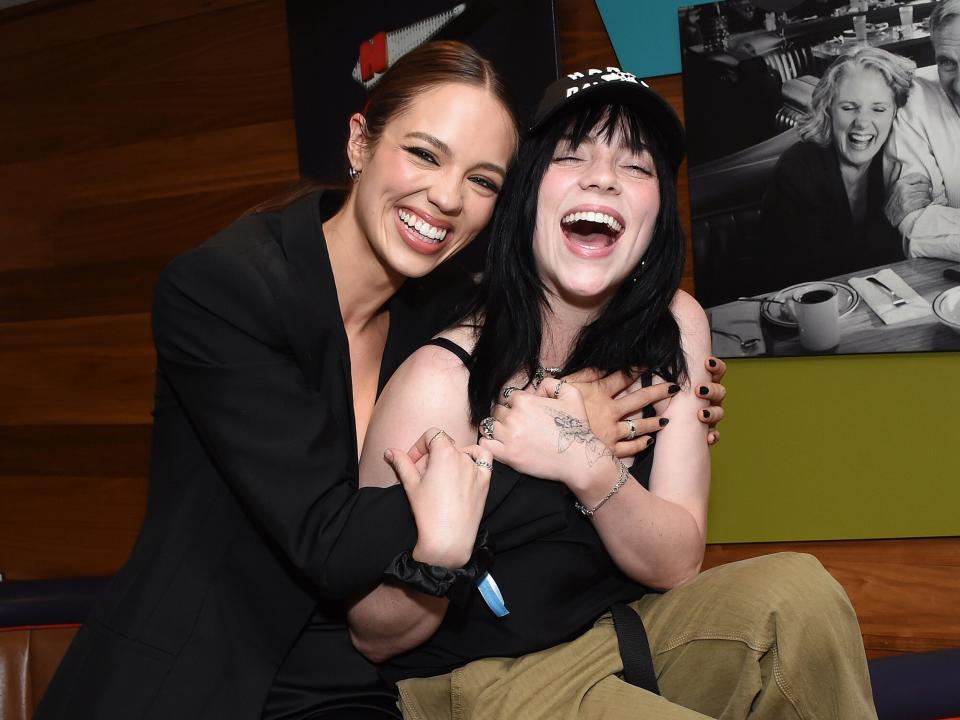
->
<box><xmin>424</xmin><ymin>337</ymin><xmax>471</xmax><ymax>365</ymax></box>
<box><xmin>611</xmin><ymin>603</ymin><xmax>660</xmax><ymax>695</ymax></box>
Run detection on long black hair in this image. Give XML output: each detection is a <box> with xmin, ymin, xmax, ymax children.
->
<box><xmin>464</xmin><ymin>100</ymin><xmax>688</xmax><ymax>425</ymax></box>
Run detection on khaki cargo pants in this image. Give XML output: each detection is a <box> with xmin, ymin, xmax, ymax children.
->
<box><xmin>398</xmin><ymin>553</ymin><xmax>877</xmax><ymax>720</ymax></box>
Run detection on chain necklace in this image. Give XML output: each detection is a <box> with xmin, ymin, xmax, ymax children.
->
<box><xmin>531</xmin><ymin>364</ymin><xmax>564</xmax><ymax>389</ymax></box>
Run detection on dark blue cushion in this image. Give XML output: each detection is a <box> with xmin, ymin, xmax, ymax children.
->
<box><xmin>870</xmin><ymin>649</ymin><xmax>960</xmax><ymax>720</ymax></box>
<box><xmin>0</xmin><ymin>577</ymin><xmax>110</xmax><ymax>628</ymax></box>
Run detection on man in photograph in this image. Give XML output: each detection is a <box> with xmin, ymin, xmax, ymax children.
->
<box><xmin>884</xmin><ymin>0</ymin><xmax>960</xmax><ymax>262</ymax></box>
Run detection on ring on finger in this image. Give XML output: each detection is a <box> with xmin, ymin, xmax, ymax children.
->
<box><xmin>474</xmin><ymin>458</ymin><xmax>493</xmax><ymax>470</ymax></box>
<box><xmin>502</xmin><ymin>386</ymin><xmax>519</xmax><ymax>399</ymax></box>
<box><xmin>479</xmin><ymin>416</ymin><xmax>495</xmax><ymax>440</ymax></box>
<box><xmin>428</xmin><ymin>429</ymin><xmax>450</xmax><ymax>447</ymax></box>
<box><xmin>625</xmin><ymin>417</ymin><xmax>637</xmax><ymax>441</ymax></box>
<box><xmin>552</xmin><ymin>379</ymin><xmax>565</xmax><ymax>399</ymax></box>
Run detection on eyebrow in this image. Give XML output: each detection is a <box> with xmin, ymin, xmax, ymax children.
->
<box><xmin>405</xmin><ymin>131</ymin><xmax>507</xmax><ymax>178</ymax></box>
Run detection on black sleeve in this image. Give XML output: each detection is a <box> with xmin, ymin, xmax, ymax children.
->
<box><xmin>759</xmin><ymin>145</ymin><xmax>833</xmax><ymax>290</ymax></box>
<box><xmin>152</xmin><ymin>243</ymin><xmax>417</xmax><ymax>598</ymax></box>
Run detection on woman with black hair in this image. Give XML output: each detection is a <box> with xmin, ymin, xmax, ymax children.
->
<box><xmin>350</xmin><ymin>69</ymin><xmax>879</xmax><ymax>719</ymax></box>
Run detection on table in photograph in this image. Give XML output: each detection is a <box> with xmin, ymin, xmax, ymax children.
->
<box><xmin>811</xmin><ymin>24</ymin><xmax>930</xmax><ymax>62</ymax></box>
<box><xmin>708</xmin><ymin>257</ymin><xmax>960</xmax><ymax>357</ymax></box>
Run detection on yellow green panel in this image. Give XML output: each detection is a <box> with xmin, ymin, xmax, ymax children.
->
<box><xmin>706</xmin><ymin>352</ymin><xmax>960</xmax><ymax>542</ymax></box>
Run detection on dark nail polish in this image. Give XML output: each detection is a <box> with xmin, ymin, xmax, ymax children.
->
<box><xmin>698</xmin><ymin>385</ymin><xmax>709</xmax><ymax>396</ymax></box>
<box><xmin>708</xmin><ymin>358</ymin><xmax>717</xmax><ymax>368</ymax></box>
<box><xmin>646</xmin><ymin>435</ymin><xmax>656</xmax><ymax>448</ymax></box>
<box><xmin>668</xmin><ymin>384</ymin><xmax>680</xmax><ymax>394</ymax></box>
<box><xmin>702</xmin><ymin>409</ymin><xmax>711</xmax><ymax>419</ymax></box>
<box><xmin>659</xmin><ymin>417</ymin><xmax>669</xmax><ymax>427</ymax></box>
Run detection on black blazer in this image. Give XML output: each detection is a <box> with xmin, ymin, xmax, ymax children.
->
<box><xmin>759</xmin><ymin>140</ymin><xmax>903</xmax><ymax>293</ymax></box>
<box><xmin>36</xmin><ymin>192</ymin><xmax>566</xmax><ymax>718</ymax></box>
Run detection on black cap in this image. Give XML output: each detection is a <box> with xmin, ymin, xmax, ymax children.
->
<box><xmin>529</xmin><ymin>67</ymin><xmax>685</xmax><ymax>173</ymax></box>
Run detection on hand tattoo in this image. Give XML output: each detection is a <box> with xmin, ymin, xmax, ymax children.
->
<box><xmin>553</xmin><ymin>411</ymin><xmax>613</xmax><ymax>466</ymax></box>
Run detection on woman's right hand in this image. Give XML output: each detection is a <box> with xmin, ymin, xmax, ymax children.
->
<box><xmin>384</xmin><ymin>428</ymin><xmax>491</xmax><ymax>569</ymax></box>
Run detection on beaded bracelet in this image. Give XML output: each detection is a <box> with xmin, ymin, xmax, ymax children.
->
<box><xmin>574</xmin><ymin>459</ymin><xmax>630</xmax><ymax>517</ymax></box>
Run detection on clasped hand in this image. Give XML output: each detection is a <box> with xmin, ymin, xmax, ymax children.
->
<box><xmin>384</xmin><ymin>428</ymin><xmax>492</xmax><ymax>569</ymax></box>
<box><xmin>479</xmin><ymin>357</ymin><xmax>727</xmax><ymax>490</ymax></box>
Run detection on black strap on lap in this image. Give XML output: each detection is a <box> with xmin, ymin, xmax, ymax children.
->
<box><xmin>611</xmin><ymin>603</ymin><xmax>660</xmax><ymax>695</ymax></box>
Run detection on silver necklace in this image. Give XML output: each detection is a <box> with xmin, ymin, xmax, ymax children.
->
<box><xmin>532</xmin><ymin>364</ymin><xmax>563</xmax><ymax>389</ymax></box>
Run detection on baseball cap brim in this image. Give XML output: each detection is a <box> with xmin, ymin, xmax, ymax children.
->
<box><xmin>529</xmin><ymin>70</ymin><xmax>685</xmax><ymax>173</ymax></box>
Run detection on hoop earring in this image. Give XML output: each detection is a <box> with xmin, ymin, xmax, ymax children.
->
<box><xmin>348</xmin><ymin>166</ymin><xmax>362</xmax><ymax>182</ymax></box>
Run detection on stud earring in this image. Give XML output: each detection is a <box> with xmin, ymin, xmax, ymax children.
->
<box><xmin>632</xmin><ymin>259</ymin><xmax>646</xmax><ymax>283</ymax></box>
<box><xmin>348</xmin><ymin>166</ymin><xmax>362</xmax><ymax>182</ymax></box>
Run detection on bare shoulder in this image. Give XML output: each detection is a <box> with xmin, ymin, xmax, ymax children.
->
<box><xmin>670</xmin><ymin>290</ymin><xmax>709</xmax><ymax>335</ymax></box>
<box><xmin>361</xmin><ymin>332</ymin><xmax>475</xmax><ymax>480</ymax></box>
<box><xmin>381</xmin><ymin>339</ymin><xmax>470</xmax><ymax>411</ymax></box>
<box><xmin>435</xmin><ymin>321</ymin><xmax>480</xmax><ymax>354</ymax></box>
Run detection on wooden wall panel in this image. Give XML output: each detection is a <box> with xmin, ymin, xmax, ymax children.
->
<box><xmin>0</xmin><ymin>0</ymin><xmax>297</xmax><ymax>581</ymax></box>
<box><xmin>0</xmin><ymin>476</ymin><xmax>147</xmax><ymax>579</ymax></box>
<box><xmin>0</xmin><ymin>425</ymin><xmax>151</xmax><ymax>477</ymax></box>
<box><xmin>0</xmin><ymin>3</ymin><xmax>294</xmax><ymax>165</ymax></box>
<box><xmin>704</xmin><ymin>539</ymin><xmax>960</xmax><ymax>658</ymax></box>
<box><xmin>0</xmin><ymin>314</ymin><xmax>155</xmax><ymax>425</ymax></box>
<box><xmin>0</xmin><ymin>0</ymin><xmax>264</xmax><ymax>61</ymax></box>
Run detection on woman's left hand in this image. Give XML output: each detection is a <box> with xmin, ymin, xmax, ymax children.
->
<box><xmin>566</xmin><ymin>355</ymin><xmax>728</xmax><ymax>456</ymax></box>
<box><xmin>479</xmin><ymin>379</ymin><xmax>616</xmax><ymax>492</ymax></box>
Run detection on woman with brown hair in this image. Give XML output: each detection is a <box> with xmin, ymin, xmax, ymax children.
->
<box><xmin>35</xmin><ymin>41</ymin><xmax>516</xmax><ymax>720</ymax></box>
<box><xmin>36</xmin><ymin>42</ymin><xmax>726</xmax><ymax>719</ymax></box>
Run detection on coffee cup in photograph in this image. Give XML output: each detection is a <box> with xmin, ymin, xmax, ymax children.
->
<box><xmin>792</xmin><ymin>284</ymin><xmax>841</xmax><ymax>351</ymax></box>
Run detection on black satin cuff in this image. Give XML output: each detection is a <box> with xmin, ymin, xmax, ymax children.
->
<box><xmin>383</xmin><ymin>531</ymin><xmax>494</xmax><ymax>607</ymax></box>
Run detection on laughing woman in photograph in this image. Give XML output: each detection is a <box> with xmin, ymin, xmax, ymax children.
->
<box><xmin>350</xmin><ymin>71</ymin><xmax>878</xmax><ymax>718</ymax></box>
<box><xmin>760</xmin><ymin>47</ymin><xmax>915</xmax><ymax>291</ymax></box>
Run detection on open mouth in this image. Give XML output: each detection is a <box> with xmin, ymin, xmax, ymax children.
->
<box><xmin>560</xmin><ymin>210</ymin><xmax>624</xmax><ymax>252</ymax></box>
<box><xmin>398</xmin><ymin>208</ymin><xmax>449</xmax><ymax>244</ymax></box>
<box><xmin>847</xmin><ymin>132</ymin><xmax>875</xmax><ymax>151</ymax></box>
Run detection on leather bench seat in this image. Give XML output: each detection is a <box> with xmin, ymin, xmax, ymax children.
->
<box><xmin>0</xmin><ymin>578</ymin><xmax>109</xmax><ymax>720</ymax></box>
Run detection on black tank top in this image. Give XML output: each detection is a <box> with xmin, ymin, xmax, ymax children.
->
<box><xmin>381</xmin><ymin>339</ymin><xmax>653</xmax><ymax>682</ymax></box>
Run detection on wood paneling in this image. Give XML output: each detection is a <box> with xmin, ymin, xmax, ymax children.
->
<box><xmin>0</xmin><ymin>314</ymin><xmax>154</xmax><ymax>425</ymax></box>
<box><xmin>0</xmin><ymin>476</ymin><xmax>147</xmax><ymax>579</ymax></box>
<box><xmin>0</xmin><ymin>425</ymin><xmax>151</xmax><ymax>477</ymax></box>
<box><xmin>0</xmin><ymin>1</ymin><xmax>297</xmax><ymax>581</ymax></box>
<box><xmin>704</xmin><ymin>539</ymin><xmax>960</xmax><ymax>657</ymax></box>
<box><xmin>0</xmin><ymin>0</ymin><xmax>264</xmax><ymax>60</ymax></box>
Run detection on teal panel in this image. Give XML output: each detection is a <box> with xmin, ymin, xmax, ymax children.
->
<box><xmin>595</xmin><ymin>0</ymin><xmax>713</xmax><ymax>78</ymax></box>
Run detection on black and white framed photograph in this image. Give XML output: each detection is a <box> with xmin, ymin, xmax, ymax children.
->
<box><xmin>680</xmin><ymin>0</ymin><xmax>960</xmax><ymax>357</ymax></box>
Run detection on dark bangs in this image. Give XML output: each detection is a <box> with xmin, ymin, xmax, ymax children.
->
<box><xmin>563</xmin><ymin>102</ymin><xmax>655</xmax><ymax>160</ymax></box>
<box><xmin>463</xmin><ymin>100</ymin><xmax>688</xmax><ymax>426</ymax></box>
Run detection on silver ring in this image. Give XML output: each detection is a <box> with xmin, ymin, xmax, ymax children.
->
<box><xmin>474</xmin><ymin>459</ymin><xmax>493</xmax><ymax>470</ymax></box>
<box><xmin>552</xmin><ymin>379</ymin><xmax>565</xmax><ymax>399</ymax></box>
<box><xmin>531</xmin><ymin>366</ymin><xmax>545</xmax><ymax>390</ymax></box>
<box><xmin>479</xmin><ymin>416</ymin><xmax>495</xmax><ymax>440</ymax></box>
<box><xmin>428</xmin><ymin>429</ymin><xmax>450</xmax><ymax>447</ymax></box>
<box><xmin>502</xmin><ymin>386</ymin><xmax>518</xmax><ymax>398</ymax></box>
<box><xmin>625</xmin><ymin>417</ymin><xmax>637</xmax><ymax>441</ymax></box>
